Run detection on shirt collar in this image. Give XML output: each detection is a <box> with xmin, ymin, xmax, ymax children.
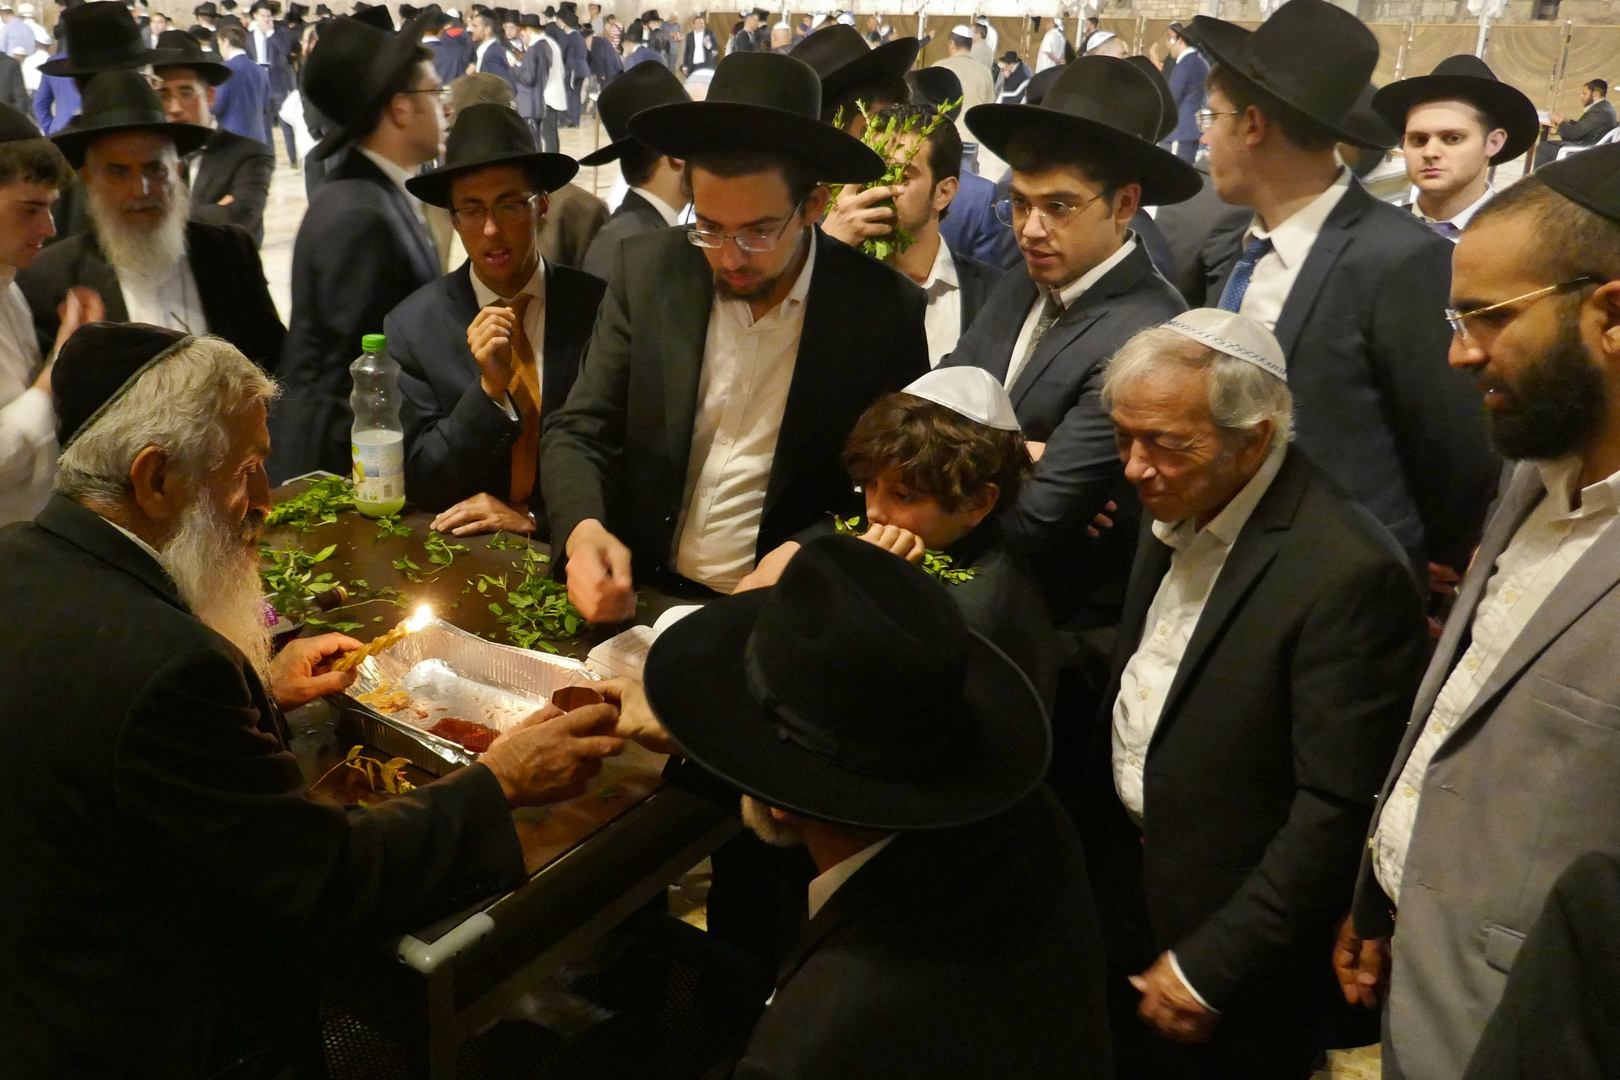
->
<box><xmin>921</xmin><ymin>236</ymin><xmax>958</xmax><ymax>296</ymax></box>
<box><xmin>1049</xmin><ymin>235</ymin><xmax>1137</xmax><ymax>310</ymax></box>
<box><xmin>719</xmin><ymin>229</ymin><xmax>818</xmax><ymax>327</ymax></box>
<box><xmin>1412</xmin><ymin>183</ymin><xmax>1494</xmax><ymax>232</ymax></box>
<box><xmin>469</xmin><ymin>258</ymin><xmax>546</xmax><ymax>310</ymax></box>
<box><xmin>633</xmin><ymin>186</ymin><xmax>682</xmax><ymax>227</ymax></box>
<box><xmin>806</xmin><ymin>834</ymin><xmax>896</xmax><ymax>921</ymax></box>
<box><xmin>1151</xmin><ymin>442</ymin><xmax>1289</xmax><ymax>552</ymax></box>
<box><xmin>1248</xmin><ymin>168</ymin><xmax>1352</xmax><ymax>271</ymax></box>
<box><xmin>1535</xmin><ymin>456</ymin><xmax>1620</xmax><ymax>520</ymax></box>
<box><xmin>107</xmin><ymin>519</ymin><xmax>164</xmax><ymax>564</ymax></box>
<box><xmin>356</xmin><ymin>145</ymin><xmax>417</xmax><ymax>198</ymax></box>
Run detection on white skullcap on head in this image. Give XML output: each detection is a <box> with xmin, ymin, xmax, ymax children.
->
<box><xmin>950</xmin><ymin>23</ymin><xmax>973</xmax><ymax>38</ymax></box>
<box><xmin>835</xmin><ymin>11</ymin><xmax>854</xmax><ymax>25</ymax></box>
<box><xmin>903</xmin><ymin>367</ymin><xmax>1021</xmax><ymax>432</ymax></box>
<box><xmin>1083</xmin><ymin>29</ymin><xmax>1115</xmax><ymax>50</ymax></box>
<box><xmin>1163</xmin><ymin>308</ymin><xmax>1287</xmax><ymax>381</ymax></box>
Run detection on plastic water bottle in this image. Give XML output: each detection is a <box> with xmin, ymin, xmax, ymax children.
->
<box><xmin>349</xmin><ymin>333</ymin><xmax>406</xmax><ymax>518</ymax></box>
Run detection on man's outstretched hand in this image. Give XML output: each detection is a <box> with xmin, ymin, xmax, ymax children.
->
<box><xmin>270</xmin><ymin>633</ymin><xmax>362</xmax><ymax>709</ymax></box>
<box><xmin>480</xmin><ymin>702</ymin><xmax>626</xmax><ymax>807</ymax></box>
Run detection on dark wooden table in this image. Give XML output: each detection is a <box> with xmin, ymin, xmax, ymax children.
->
<box><xmin>266</xmin><ymin>478</ymin><xmax>737</xmax><ymax>1080</ymax></box>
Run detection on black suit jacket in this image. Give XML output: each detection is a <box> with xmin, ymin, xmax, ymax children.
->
<box><xmin>588</xmin><ymin>33</ymin><xmax>622</xmax><ymax>81</ymax></box>
<box><xmin>1207</xmin><ymin>179</ymin><xmax>1498</xmax><ymax>570</ymax></box>
<box><xmin>680</xmin><ymin>28</ymin><xmax>717</xmax><ymax>70</ymax></box>
<box><xmin>1084</xmin><ymin>450</ymin><xmax>1425</xmax><ymax>1053</ymax></box>
<box><xmin>734</xmin><ymin>788</ymin><xmax>1113</xmax><ymax>1080</ymax></box>
<box><xmin>514</xmin><ymin>36</ymin><xmax>547</xmax><ymax>118</ymax></box>
<box><xmin>188</xmin><ymin>128</ymin><xmax>275</xmax><ymax>246</ymax></box>
<box><xmin>0</xmin><ymin>497</ymin><xmax>525</xmax><ymax>1080</ymax></box>
<box><xmin>945</xmin><ymin>240</ymin><xmax>1186</xmax><ymax>623</ymax></box>
<box><xmin>0</xmin><ymin>54</ymin><xmax>25</xmax><ymax>115</ymax></box>
<box><xmin>385</xmin><ymin>259</ymin><xmax>606</xmax><ymax>522</ymax></box>
<box><xmin>269</xmin><ymin>149</ymin><xmax>442</xmax><ymax>481</ymax></box>
<box><xmin>1152</xmin><ymin>166</ymin><xmax>1250</xmax><ymax>306</ymax></box>
<box><xmin>1556</xmin><ymin>98</ymin><xmax>1617</xmax><ymax>146</ymax></box>
<box><xmin>581</xmin><ymin>188</ymin><xmax>669</xmax><ymax>281</ymax></box>
<box><xmin>541</xmin><ymin>226</ymin><xmax>929</xmax><ymax>579</ymax></box>
<box><xmin>949</xmin><ymin>245</ymin><xmax>1001</xmax><ymax>335</ymax></box>
<box><xmin>17</xmin><ymin>219</ymin><xmax>285</xmax><ymax>371</ymax></box>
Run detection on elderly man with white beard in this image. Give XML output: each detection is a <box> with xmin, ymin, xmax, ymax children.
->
<box><xmin>0</xmin><ymin>324</ymin><xmax>629</xmax><ymax>1078</ymax></box>
<box><xmin>17</xmin><ymin>69</ymin><xmax>285</xmax><ymax>372</ymax></box>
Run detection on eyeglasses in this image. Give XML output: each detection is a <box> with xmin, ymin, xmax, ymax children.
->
<box><xmin>449</xmin><ymin>194</ymin><xmax>540</xmax><ymax>227</ymax></box>
<box><xmin>994</xmin><ymin>190</ymin><xmax>1106</xmax><ymax>231</ymax></box>
<box><xmin>1445</xmin><ymin>277</ymin><xmax>1599</xmax><ymax>345</ymax></box>
<box><xmin>686</xmin><ymin>199</ymin><xmax>804</xmax><ymax>253</ymax></box>
<box><xmin>1195</xmin><ymin>108</ymin><xmax>1242</xmax><ymax>132</ymax></box>
<box><xmin>156</xmin><ymin>83</ymin><xmax>202</xmax><ymax>102</ymax></box>
<box><xmin>402</xmin><ymin>86</ymin><xmax>453</xmax><ymax>103</ymax></box>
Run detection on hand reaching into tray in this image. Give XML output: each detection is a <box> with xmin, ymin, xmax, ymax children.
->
<box><xmin>480</xmin><ymin>703</ymin><xmax>626</xmax><ymax>808</ymax></box>
<box><xmin>598</xmin><ymin>678</ymin><xmax>677</xmax><ymax>756</ymax></box>
<box><xmin>271</xmin><ymin>633</ymin><xmax>363</xmax><ymax>709</ymax></box>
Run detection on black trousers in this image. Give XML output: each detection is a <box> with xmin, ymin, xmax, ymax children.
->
<box><xmin>539</xmin><ymin>107</ymin><xmax>560</xmax><ymax>154</ymax></box>
<box><xmin>566</xmin><ymin>78</ymin><xmax>583</xmax><ymax>126</ymax></box>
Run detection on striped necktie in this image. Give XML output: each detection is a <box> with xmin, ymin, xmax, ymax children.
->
<box><xmin>1217</xmin><ymin>236</ymin><xmax>1273</xmax><ymax>313</ymax></box>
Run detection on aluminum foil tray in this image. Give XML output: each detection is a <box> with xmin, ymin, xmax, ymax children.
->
<box><xmin>334</xmin><ymin>618</ymin><xmax>600</xmax><ymax>777</ymax></box>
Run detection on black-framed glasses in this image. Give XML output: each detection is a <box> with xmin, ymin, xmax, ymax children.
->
<box><xmin>449</xmin><ymin>194</ymin><xmax>541</xmax><ymax>228</ymax></box>
<box><xmin>686</xmin><ymin>199</ymin><xmax>805</xmax><ymax>253</ymax></box>
<box><xmin>1445</xmin><ymin>277</ymin><xmax>1599</xmax><ymax>345</ymax></box>
<box><xmin>1194</xmin><ymin>108</ymin><xmax>1241</xmax><ymax>132</ymax></box>
<box><xmin>994</xmin><ymin>190</ymin><xmax>1106</xmax><ymax>231</ymax></box>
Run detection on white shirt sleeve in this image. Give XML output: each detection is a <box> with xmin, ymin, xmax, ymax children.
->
<box><xmin>1167</xmin><ymin>951</ymin><xmax>1219</xmax><ymax>1013</ymax></box>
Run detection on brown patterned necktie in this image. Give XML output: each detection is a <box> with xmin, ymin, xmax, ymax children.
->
<box><xmin>1019</xmin><ymin>292</ymin><xmax>1064</xmax><ymax>373</ymax></box>
<box><xmin>504</xmin><ymin>294</ymin><xmax>541</xmax><ymax>503</ymax></box>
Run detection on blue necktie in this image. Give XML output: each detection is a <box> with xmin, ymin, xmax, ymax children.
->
<box><xmin>1218</xmin><ymin>236</ymin><xmax>1273</xmax><ymax>313</ymax></box>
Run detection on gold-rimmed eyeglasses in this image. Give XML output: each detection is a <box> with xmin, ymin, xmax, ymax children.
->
<box><xmin>994</xmin><ymin>190</ymin><xmax>1107</xmax><ymax>231</ymax></box>
<box><xmin>1194</xmin><ymin>108</ymin><xmax>1241</xmax><ymax>132</ymax></box>
<box><xmin>1445</xmin><ymin>277</ymin><xmax>1599</xmax><ymax>345</ymax></box>
<box><xmin>686</xmin><ymin>198</ymin><xmax>805</xmax><ymax>253</ymax></box>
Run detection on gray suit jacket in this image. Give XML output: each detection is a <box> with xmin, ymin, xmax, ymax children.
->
<box><xmin>1353</xmin><ymin>462</ymin><xmax>1620</xmax><ymax>1080</ymax></box>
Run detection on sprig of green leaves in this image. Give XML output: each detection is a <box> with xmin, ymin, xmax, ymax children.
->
<box><xmin>480</xmin><ymin>547</ymin><xmax>589</xmax><ymax>653</ymax></box>
<box><xmin>424</xmin><ymin>531</ymin><xmax>470</xmax><ymax>569</ymax></box>
<box><xmin>373</xmin><ymin>514</ymin><xmax>410</xmax><ymax>541</ymax></box>
<box><xmin>830</xmin><ymin>514</ymin><xmax>977</xmax><ymax>585</ymax></box>
<box><xmin>828</xmin><ymin>97</ymin><xmax>963</xmax><ymax>261</ymax></box>
<box><xmin>265</xmin><ymin>476</ymin><xmax>357</xmax><ymax>532</ymax></box>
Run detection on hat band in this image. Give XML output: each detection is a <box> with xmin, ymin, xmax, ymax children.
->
<box><xmin>743</xmin><ymin>634</ymin><xmax>953</xmax><ymax>780</ymax></box>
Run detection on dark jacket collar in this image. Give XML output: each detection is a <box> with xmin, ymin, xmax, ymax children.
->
<box><xmin>34</xmin><ymin>494</ymin><xmax>188</xmax><ymax>612</ymax></box>
<box><xmin>941</xmin><ymin>512</ymin><xmax>1004</xmax><ymax>569</ymax></box>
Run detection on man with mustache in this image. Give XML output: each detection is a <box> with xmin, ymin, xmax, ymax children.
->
<box><xmin>17</xmin><ymin>70</ymin><xmax>285</xmax><ymax>371</ymax></box>
<box><xmin>0</xmin><ymin>323</ymin><xmax>627</xmax><ymax>1078</ymax></box>
<box><xmin>1339</xmin><ymin>142</ymin><xmax>1620</xmax><ymax>1080</ymax></box>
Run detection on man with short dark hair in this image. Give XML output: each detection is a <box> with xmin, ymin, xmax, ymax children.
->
<box><xmin>1160</xmin><ymin>21</ymin><xmax>1207</xmax><ymax>162</ymax></box>
<box><xmin>247</xmin><ymin>0</ymin><xmax>296</xmax><ymax>166</ymax></box>
<box><xmin>1535</xmin><ymin>77</ymin><xmax>1616</xmax><ymax>167</ymax></box>
<box><xmin>580</xmin><ymin>60</ymin><xmax>688</xmax><ymax>280</ymax></box>
<box><xmin>211</xmin><ymin>22</ymin><xmax>269</xmax><ymax>143</ymax></box>
<box><xmin>934</xmin><ymin>24</ymin><xmax>993</xmax><ymax>115</ymax></box>
<box><xmin>469</xmin><ymin>9</ymin><xmax>511</xmax><ymax>82</ymax></box>
<box><xmin>678</xmin><ymin>12</ymin><xmax>712</xmax><ymax>75</ymax></box>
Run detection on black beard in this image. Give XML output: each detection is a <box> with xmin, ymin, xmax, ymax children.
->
<box><xmin>713</xmin><ymin>267</ymin><xmax>782</xmax><ymax>303</ymax></box>
<box><xmin>1485</xmin><ymin>321</ymin><xmax>1606</xmax><ymax>461</ymax></box>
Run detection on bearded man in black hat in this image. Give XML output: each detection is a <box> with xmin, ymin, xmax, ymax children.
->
<box><xmin>603</xmin><ymin>534</ymin><xmax>1112</xmax><ymax>1077</ymax></box>
<box><xmin>1372</xmin><ymin>55</ymin><xmax>1538</xmax><ymax>242</ymax></box>
<box><xmin>941</xmin><ymin>57</ymin><xmax>1197</xmax><ymax>624</ymax></box>
<box><xmin>0</xmin><ymin>323</ymin><xmax>627</xmax><ymax>1078</ymax></box>
<box><xmin>382</xmin><ymin>103</ymin><xmax>600</xmax><ymax>533</ymax></box>
<box><xmin>1337</xmin><ymin>143</ymin><xmax>1620</xmax><ymax>1080</ymax></box>
<box><xmin>19</xmin><ymin>70</ymin><xmax>285</xmax><ymax>369</ymax></box>
<box><xmin>151</xmin><ymin>27</ymin><xmax>275</xmax><ymax>246</ymax></box>
<box><xmin>269</xmin><ymin>12</ymin><xmax>448</xmax><ymax>480</ymax></box>
<box><xmin>1194</xmin><ymin>0</ymin><xmax>1498</xmax><ymax>579</ymax></box>
<box><xmin>579</xmin><ymin>60</ymin><xmax>688</xmax><ymax>280</ymax></box>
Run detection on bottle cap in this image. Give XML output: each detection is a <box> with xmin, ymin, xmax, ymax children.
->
<box><xmin>361</xmin><ymin>333</ymin><xmax>386</xmax><ymax>353</ymax></box>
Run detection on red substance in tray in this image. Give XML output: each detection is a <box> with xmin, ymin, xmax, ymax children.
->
<box><xmin>428</xmin><ymin>717</ymin><xmax>500</xmax><ymax>754</ymax></box>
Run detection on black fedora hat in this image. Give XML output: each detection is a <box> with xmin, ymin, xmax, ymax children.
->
<box><xmin>629</xmin><ymin>52</ymin><xmax>884</xmax><ymax>183</ymax></box>
<box><xmin>350</xmin><ymin>1</ymin><xmax>391</xmax><ymax>29</ymax></box>
<box><xmin>303</xmin><ymin>10</ymin><xmax>432</xmax><ymax>160</ymax></box>
<box><xmin>967</xmin><ymin>56</ymin><xmax>1200</xmax><ymax>205</ymax></box>
<box><xmin>790</xmin><ymin>23</ymin><xmax>918</xmax><ymax>108</ymax></box>
<box><xmin>1537</xmin><ymin>142</ymin><xmax>1620</xmax><ymax>224</ymax></box>
<box><xmin>1191</xmin><ymin>0</ymin><xmax>1393</xmax><ymax>150</ymax></box>
<box><xmin>52</xmin><ymin>69</ymin><xmax>213</xmax><ymax>168</ymax></box>
<box><xmin>578</xmin><ymin>59</ymin><xmax>689</xmax><ymax>166</ymax></box>
<box><xmin>907</xmin><ymin>65</ymin><xmax>961</xmax><ymax>121</ymax></box>
<box><xmin>41</xmin><ymin>0</ymin><xmax>162</xmax><ymax>76</ymax></box>
<box><xmin>1024</xmin><ymin>64</ymin><xmax>1061</xmax><ymax>107</ymax></box>
<box><xmin>643</xmin><ymin>536</ymin><xmax>1051</xmax><ymax>831</ymax></box>
<box><xmin>1370</xmin><ymin>54</ymin><xmax>1538</xmax><ymax>165</ymax></box>
<box><xmin>150</xmin><ymin>26</ymin><xmax>232</xmax><ymax>84</ymax></box>
<box><xmin>406</xmin><ymin>102</ymin><xmax>577</xmax><ymax>206</ymax></box>
<box><xmin>193</xmin><ymin>1</ymin><xmax>217</xmax><ymax>14</ymax></box>
<box><xmin>0</xmin><ymin>102</ymin><xmax>41</xmax><ymax>142</ymax></box>
<box><xmin>1126</xmin><ymin>54</ymin><xmax>1177</xmax><ymax>142</ymax></box>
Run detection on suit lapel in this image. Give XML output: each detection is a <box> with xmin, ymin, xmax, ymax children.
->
<box><xmin>1270</xmin><ymin>183</ymin><xmax>1366</xmax><ymax>356</ymax></box>
<box><xmin>661</xmin><ymin>241</ymin><xmax>714</xmax><ymax>485</ymax></box>
<box><xmin>78</xmin><ymin>233</ymin><xmax>128</xmax><ymax>322</ymax></box>
<box><xmin>775</xmin><ymin>836</ymin><xmax>904</xmax><ymax>989</ymax></box>
<box><xmin>978</xmin><ymin>272</ymin><xmax>1037</xmax><ymax>384</ymax></box>
<box><xmin>348</xmin><ymin>151</ymin><xmax>440</xmax><ymax>286</ymax></box>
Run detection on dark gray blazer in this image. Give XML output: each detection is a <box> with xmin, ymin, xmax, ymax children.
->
<box><xmin>1206</xmin><ymin>179</ymin><xmax>1498</xmax><ymax>570</ymax></box>
<box><xmin>188</xmin><ymin>129</ymin><xmax>275</xmax><ymax>247</ymax></box>
<box><xmin>513</xmin><ymin>35</ymin><xmax>547</xmax><ymax>119</ymax></box>
<box><xmin>541</xmin><ymin>226</ymin><xmax>929</xmax><ymax>581</ymax></box>
<box><xmin>1354</xmin><ymin>462</ymin><xmax>1620</xmax><ymax>1080</ymax></box>
<box><xmin>1556</xmin><ymin>98</ymin><xmax>1617</xmax><ymax>146</ymax></box>
<box><xmin>950</xmin><ymin>246</ymin><xmax>1002</xmax><ymax>336</ymax></box>
<box><xmin>581</xmin><ymin>189</ymin><xmax>669</xmax><ymax>282</ymax></box>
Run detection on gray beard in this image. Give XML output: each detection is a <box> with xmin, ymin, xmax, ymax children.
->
<box><xmin>160</xmin><ymin>498</ymin><xmax>273</xmax><ymax>681</ymax></box>
<box><xmin>88</xmin><ymin>180</ymin><xmax>190</xmax><ymax>285</ymax></box>
<box><xmin>740</xmin><ymin>794</ymin><xmax>801</xmax><ymax>848</ymax></box>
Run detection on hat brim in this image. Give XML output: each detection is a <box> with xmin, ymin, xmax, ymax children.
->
<box><xmin>149</xmin><ymin>49</ymin><xmax>234</xmax><ymax>85</ymax></box>
<box><xmin>405</xmin><ymin>148</ymin><xmax>580</xmax><ymax>205</ymax></box>
<box><xmin>820</xmin><ymin>34</ymin><xmax>919</xmax><ymax>104</ymax></box>
<box><xmin>40</xmin><ymin>46</ymin><xmax>166</xmax><ymax>77</ymax></box>
<box><xmin>308</xmin><ymin>10</ymin><xmax>435</xmax><ymax>162</ymax></box>
<box><xmin>629</xmin><ymin>100</ymin><xmax>884</xmax><ymax>184</ymax></box>
<box><xmin>643</xmin><ymin>589</ymin><xmax>1052</xmax><ymax>831</ymax></box>
<box><xmin>577</xmin><ymin>136</ymin><xmax>632</xmax><ymax>167</ymax></box>
<box><xmin>1192</xmin><ymin>16</ymin><xmax>1394</xmax><ymax>150</ymax></box>
<box><xmin>52</xmin><ymin>120</ymin><xmax>214</xmax><ymax>169</ymax></box>
<box><xmin>966</xmin><ymin>102</ymin><xmax>1203</xmax><ymax>206</ymax></box>
<box><xmin>1369</xmin><ymin>73</ymin><xmax>1539</xmax><ymax>165</ymax></box>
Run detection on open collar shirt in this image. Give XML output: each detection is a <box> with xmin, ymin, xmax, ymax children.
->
<box><xmin>1234</xmin><ymin>168</ymin><xmax>1352</xmax><ymax>332</ymax></box>
<box><xmin>1410</xmin><ymin>183</ymin><xmax>1493</xmax><ymax>243</ymax></box>
<box><xmin>807</xmin><ymin>834</ymin><xmax>896</xmax><ymax>920</ymax></box>
<box><xmin>919</xmin><ymin>236</ymin><xmax>960</xmax><ymax>368</ymax></box>
<box><xmin>0</xmin><ymin>265</ymin><xmax>54</xmax><ymax>525</ymax></box>
<box><xmin>1372</xmin><ymin>457</ymin><xmax>1620</xmax><ymax>904</ymax></box>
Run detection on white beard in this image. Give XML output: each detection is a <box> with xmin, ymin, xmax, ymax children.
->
<box><xmin>740</xmin><ymin>795</ymin><xmax>802</xmax><ymax>848</ymax></box>
<box><xmin>88</xmin><ymin>178</ymin><xmax>191</xmax><ymax>286</ymax></box>
<box><xmin>160</xmin><ymin>497</ymin><xmax>273</xmax><ymax>681</ymax></box>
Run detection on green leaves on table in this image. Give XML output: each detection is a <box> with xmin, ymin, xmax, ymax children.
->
<box><xmin>479</xmin><ymin>548</ymin><xmax>589</xmax><ymax>654</ymax></box>
<box><xmin>265</xmin><ymin>475</ymin><xmax>357</xmax><ymax>532</ymax></box>
<box><xmin>391</xmin><ymin>555</ymin><xmax>425</xmax><ymax>583</ymax></box>
<box><xmin>373</xmin><ymin>514</ymin><xmax>411</xmax><ymax>542</ymax></box>
<box><xmin>485</xmin><ymin>531</ymin><xmax>530</xmax><ymax>551</ymax></box>
<box><xmin>424</xmin><ymin>531</ymin><xmax>470</xmax><ymax>568</ymax></box>
<box><xmin>259</xmin><ymin>542</ymin><xmax>340</xmax><ymax>615</ymax></box>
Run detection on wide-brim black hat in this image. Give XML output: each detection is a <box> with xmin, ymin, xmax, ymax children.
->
<box><xmin>53</xmin><ymin>69</ymin><xmax>213</xmax><ymax>168</ymax></box>
<box><xmin>1370</xmin><ymin>54</ymin><xmax>1538</xmax><ymax>165</ymax></box>
<box><xmin>149</xmin><ymin>27</ymin><xmax>232</xmax><ymax>84</ymax></box>
<box><xmin>1126</xmin><ymin>53</ymin><xmax>1177</xmax><ymax>142</ymax></box>
<box><xmin>350</xmin><ymin>2</ymin><xmax>392</xmax><ymax>30</ymax></box>
<box><xmin>643</xmin><ymin>537</ymin><xmax>1051</xmax><ymax>831</ymax></box>
<box><xmin>1537</xmin><ymin>142</ymin><xmax>1620</xmax><ymax>224</ymax></box>
<box><xmin>790</xmin><ymin>24</ymin><xmax>918</xmax><ymax>107</ymax></box>
<box><xmin>1191</xmin><ymin>0</ymin><xmax>1394</xmax><ymax>150</ymax></box>
<box><xmin>629</xmin><ymin>52</ymin><xmax>884</xmax><ymax>184</ymax></box>
<box><xmin>41</xmin><ymin>0</ymin><xmax>164</xmax><ymax>75</ymax></box>
<box><xmin>304</xmin><ymin>10</ymin><xmax>432</xmax><ymax>161</ymax></box>
<box><xmin>907</xmin><ymin>65</ymin><xmax>962</xmax><ymax>121</ymax></box>
<box><xmin>407</xmin><ymin>102</ymin><xmax>577</xmax><ymax>205</ymax></box>
<box><xmin>968</xmin><ymin>56</ymin><xmax>1200</xmax><ymax>205</ymax></box>
<box><xmin>0</xmin><ymin>103</ymin><xmax>40</xmax><ymax>142</ymax></box>
<box><xmin>578</xmin><ymin>60</ymin><xmax>689</xmax><ymax>166</ymax></box>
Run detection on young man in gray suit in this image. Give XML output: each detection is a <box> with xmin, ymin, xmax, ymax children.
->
<box><xmin>1337</xmin><ymin>143</ymin><xmax>1620</xmax><ymax>1080</ymax></box>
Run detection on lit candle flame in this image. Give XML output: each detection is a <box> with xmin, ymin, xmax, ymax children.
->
<box><xmin>405</xmin><ymin>605</ymin><xmax>433</xmax><ymax>633</ymax></box>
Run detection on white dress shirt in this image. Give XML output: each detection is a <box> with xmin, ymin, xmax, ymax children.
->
<box><xmin>1036</xmin><ymin>26</ymin><xmax>1066</xmax><ymax>72</ymax></box>
<box><xmin>1233</xmin><ymin>168</ymin><xmax>1352</xmax><ymax>331</ymax></box>
<box><xmin>1004</xmin><ymin>237</ymin><xmax>1137</xmax><ymax>391</ymax></box>
<box><xmin>672</xmin><ymin>238</ymin><xmax>817</xmax><ymax>593</ymax></box>
<box><xmin>689</xmin><ymin>30</ymin><xmax>705</xmax><ymax>65</ymax></box>
<box><xmin>1372</xmin><ymin>458</ymin><xmax>1620</xmax><ymax>903</ymax></box>
<box><xmin>119</xmin><ymin>259</ymin><xmax>209</xmax><ymax>337</ymax></box>
<box><xmin>1410</xmin><ymin>183</ymin><xmax>1493</xmax><ymax>242</ymax></box>
<box><xmin>807</xmin><ymin>834</ymin><xmax>895</xmax><ymax>920</ymax></box>
<box><xmin>252</xmin><ymin>26</ymin><xmax>271</xmax><ymax>64</ymax></box>
<box><xmin>919</xmin><ymin>237</ymin><xmax>961</xmax><ymax>369</ymax></box>
<box><xmin>0</xmin><ymin>269</ymin><xmax>55</xmax><ymax>526</ymax></box>
<box><xmin>469</xmin><ymin>262</ymin><xmax>547</xmax><ymax>421</ymax></box>
<box><xmin>542</xmin><ymin>35</ymin><xmax>567</xmax><ymax>110</ymax></box>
